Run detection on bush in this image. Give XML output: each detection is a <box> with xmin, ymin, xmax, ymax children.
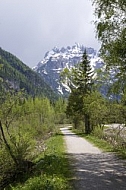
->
<box><xmin>11</xmin><ymin>175</ymin><xmax>68</xmax><ymax>190</ymax></box>
<box><xmin>91</xmin><ymin>126</ymin><xmax>104</xmax><ymax>139</ymax></box>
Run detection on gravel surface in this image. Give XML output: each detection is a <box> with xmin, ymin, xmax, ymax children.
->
<box><xmin>60</xmin><ymin>127</ymin><xmax>126</xmax><ymax>190</ymax></box>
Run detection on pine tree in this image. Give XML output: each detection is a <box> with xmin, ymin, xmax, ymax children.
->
<box><xmin>74</xmin><ymin>50</ymin><xmax>94</xmax><ymax>94</ymax></box>
<box><xmin>66</xmin><ymin>50</ymin><xmax>94</xmax><ymax>133</ymax></box>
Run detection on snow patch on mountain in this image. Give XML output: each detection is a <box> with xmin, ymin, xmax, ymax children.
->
<box><xmin>33</xmin><ymin>43</ymin><xmax>103</xmax><ymax>96</ymax></box>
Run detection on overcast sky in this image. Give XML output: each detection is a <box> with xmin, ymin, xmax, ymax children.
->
<box><xmin>0</xmin><ymin>0</ymin><xmax>100</xmax><ymax>68</ymax></box>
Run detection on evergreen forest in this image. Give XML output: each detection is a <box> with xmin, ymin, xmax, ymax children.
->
<box><xmin>0</xmin><ymin>47</ymin><xmax>57</xmax><ymax>100</ymax></box>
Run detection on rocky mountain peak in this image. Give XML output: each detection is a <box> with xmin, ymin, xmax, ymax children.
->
<box><xmin>33</xmin><ymin>44</ymin><xmax>103</xmax><ymax>96</ymax></box>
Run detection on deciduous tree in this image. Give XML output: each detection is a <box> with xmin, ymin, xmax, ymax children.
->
<box><xmin>93</xmin><ymin>0</ymin><xmax>126</xmax><ymax>92</ymax></box>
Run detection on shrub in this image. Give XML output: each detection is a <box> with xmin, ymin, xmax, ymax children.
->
<box><xmin>11</xmin><ymin>175</ymin><xmax>69</xmax><ymax>190</ymax></box>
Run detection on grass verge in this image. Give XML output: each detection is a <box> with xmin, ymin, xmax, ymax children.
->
<box><xmin>72</xmin><ymin>128</ymin><xmax>113</xmax><ymax>152</ymax></box>
<box><xmin>8</xmin><ymin>133</ymin><xmax>72</xmax><ymax>190</ymax></box>
<box><xmin>72</xmin><ymin>128</ymin><xmax>126</xmax><ymax>159</ymax></box>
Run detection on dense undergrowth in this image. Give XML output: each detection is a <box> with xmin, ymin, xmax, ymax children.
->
<box><xmin>0</xmin><ymin>90</ymin><xmax>70</xmax><ymax>190</ymax></box>
<box><xmin>4</xmin><ymin>133</ymin><xmax>72</xmax><ymax>190</ymax></box>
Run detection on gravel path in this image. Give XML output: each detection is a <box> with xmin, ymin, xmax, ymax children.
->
<box><xmin>60</xmin><ymin>127</ymin><xmax>126</xmax><ymax>190</ymax></box>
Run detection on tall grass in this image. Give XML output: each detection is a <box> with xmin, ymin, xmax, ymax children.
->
<box><xmin>9</xmin><ymin>133</ymin><xmax>72</xmax><ymax>190</ymax></box>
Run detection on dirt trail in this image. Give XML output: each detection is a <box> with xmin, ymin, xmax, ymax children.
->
<box><xmin>60</xmin><ymin>127</ymin><xmax>126</xmax><ymax>190</ymax></box>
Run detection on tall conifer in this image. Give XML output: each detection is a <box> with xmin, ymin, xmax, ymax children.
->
<box><xmin>66</xmin><ymin>50</ymin><xmax>94</xmax><ymax>133</ymax></box>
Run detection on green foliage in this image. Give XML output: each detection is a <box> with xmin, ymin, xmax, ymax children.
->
<box><xmin>65</xmin><ymin>50</ymin><xmax>94</xmax><ymax>133</ymax></box>
<box><xmin>31</xmin><ymin>97</ymin><xmax>56</xmax><ymax>138</ymax></box>
<box><xmin>0</xmin><ymin>90</ymin><xmax>60</xmax><ymax>189</ymax></box>
<box><xmin>73</xmin><ymin>51</ymin><xmax>94</xmax><ymax>93</ymax></box>
<box><xmin>54</xmin><ymin>98</ymin><xmax>68</xmax><ymax>124</ymax></box>
<box><xmin>0</xmin><ymin>91</ymin><xmax>35</xmax><ymax>177</ymax></box>
<box><xmin>66</xmin><ymin>89</ymin><xmax>84</xmax><ymax>128</ymax></box>
<box><xmin>83</xmin><ymin>91</ymin><xmax>108</xmax><ymax>128</ymax></box>
<box><xmin>11</xmin><ymin>135</ymin><xmax>72</xmax><ymax>190</ymax></box>
<box><xmin>92</xmin><ymin>0</ymin><xmax>126</xmax><ymax>92</ymax></box>
<box><xmin>0</xmin><ymin>86</ymin><xmax>72</xmax><ymax>189</ymax></box>
<box><xmin>11</xmin><ymin>175</ymin><xmax>68</xmax><ymax>190</ymax></box>
<box><xmin>65</xmin><ymin>48</ymin><xmax>126</xmax><ymax>134</ymax></box>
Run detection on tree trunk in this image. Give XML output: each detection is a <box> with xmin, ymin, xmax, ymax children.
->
<box><xmin>84</xmin><ymin>114</ymin><xmax>91</xmax><ymax>134</ymax></box>
<box><xmin>0</xmin><ymin>120</ymin><xmax>18</xmax><ymax>166</ymax></box>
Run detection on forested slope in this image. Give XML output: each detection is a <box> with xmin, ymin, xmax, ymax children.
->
<box><xmin>0</xmin><ymin>47</ymin><xmax>58</xmax><ymax>100</ymax></box>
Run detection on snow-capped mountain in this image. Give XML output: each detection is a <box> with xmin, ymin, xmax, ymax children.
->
<box><xmin>33</xmin><ymin>43</ymin><xmax>104</xmax><ymax>96</ymax></box>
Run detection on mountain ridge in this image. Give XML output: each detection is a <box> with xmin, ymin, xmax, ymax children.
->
<box><xmin>33</xmin><ymin>43</ymin><xmax>104</xmax><ymax>96</ymax></box>
<box><xmin>0</xmin><ymin>47</ymin><xmax>58</xmax><ymax>100</ymax></box>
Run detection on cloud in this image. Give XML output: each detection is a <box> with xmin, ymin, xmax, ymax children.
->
<box><xmin>0</xmin><ymin>0</ymin><xmax>99</xmax><ymax>67</ymax></box>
